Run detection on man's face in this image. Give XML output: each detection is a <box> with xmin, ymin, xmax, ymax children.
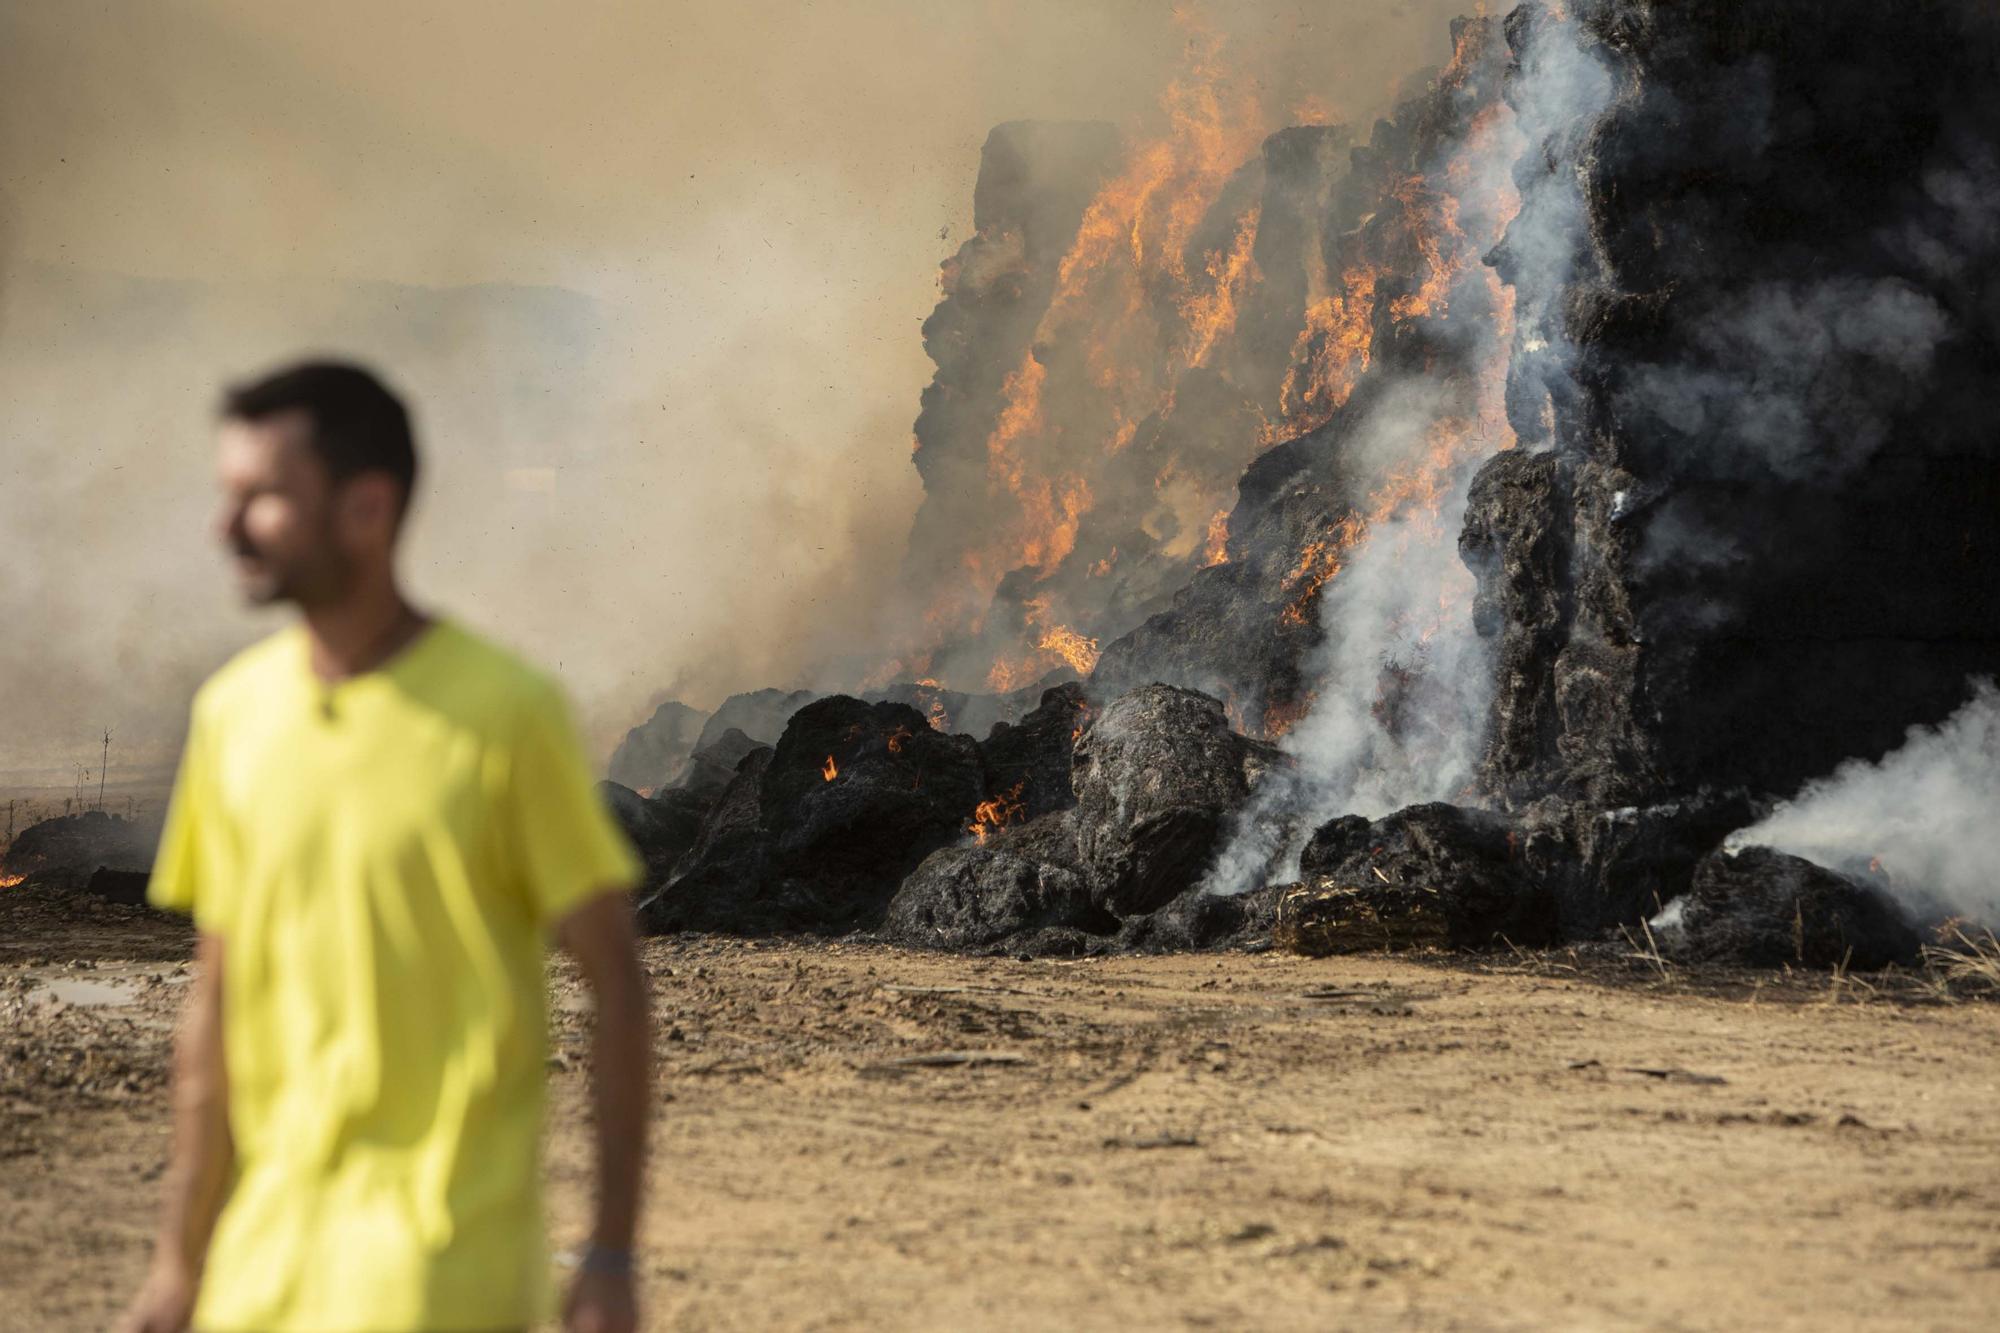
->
<box><xmin>214</xmin><ymin>411</ymin><xmax>352</xmax><ymax>607</ymax></box>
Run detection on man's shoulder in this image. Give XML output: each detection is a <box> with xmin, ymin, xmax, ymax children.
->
<box><xmin>192</xmin><ymin>626</ymin><xmax>301</xmax><ymax>715</ymax></box>
<box><xmin>428</xmin><ymin>619</ymin><xmax>568</xmax><ymax>721</ymax></box>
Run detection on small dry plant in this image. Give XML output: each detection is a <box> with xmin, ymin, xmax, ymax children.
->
<box><xmin>1919</xmin><ymin>921</ymin><xmax>2000</xmax><ymax>1000</ymax></box>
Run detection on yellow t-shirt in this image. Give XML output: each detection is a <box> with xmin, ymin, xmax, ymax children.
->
<box><xmin>148</xmin><ymin>618</ymin><xmax>641</xmax><ymax>1333</ymax></box>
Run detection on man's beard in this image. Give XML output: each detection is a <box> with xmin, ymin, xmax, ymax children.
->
<box><xmin>233</xmin><ymin>541</ymin><xmax>352</xmax><ymax>608</ymax></box>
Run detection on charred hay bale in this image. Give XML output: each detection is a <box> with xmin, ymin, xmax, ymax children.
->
<box><xmin>674</xmin><ymin>727</ymin><xmax>765</xmax><ymax>797</ymax></box>
<box><xmin>85</xmin><ymin>867</ymin><xmax>151</xmax><ymax>906</ymax></box>
<box><xmin>762</xmin><ymin>696</ymin><xmax>985</xmax><ymax>876</ymax></box>
<box><xmin>607</xmin><ymin>699</ymin><xmax>707</xmax><ymax>793</ymax></box>
<box><xmin>1277</xmin><ymin>803</ymin><xmax>1555</xmax><ymax>955</ymax></box>
<box><xmin>1503</xmin><ymin>792</ymin><xmax>1755</xmax><ymax>938</ymax></box>
<box><xmin>1072</xmin><ymin>684</ymin><xmax>1260</xmax><ymax>917</ymax></box>
<box><xmin>885</xmin><ymin>844</ymin><xmax>1108</xmax><ymax>950</ymax></box>
<box><xmin>1670</xmin><ymin>846</ymin><xmax>1921</xmax><ymax>970</ymax></box>
<box><xmin>646</xmin><ymin>697</ymin><xmax>986</xmax><ymax>934</ymax></box>
<box><xmin>598</xmin><ymin>781</ymin><xmax>712</xmax><ymax>891</ymax></box>
<box><xmin>1</xmin><ymin>810</ymin><xmax>156</xmax><ymax>886</ymax></box>
<box><xmin>640</xmin><ymin>746</ymin><xmax>773</xmax><ymax>933</ymax></box>
<box><xmin>977</xmin><ymin>683</ymin><xmax>1091</xmax><ymax>820</ymax></box>
<box><xmin>983</xmin><ymin>808</ymin><xmax>1081</xmax><ymax>863</ymax></box>
<box><xmin>1459</xmin><ymin>449</ymin><xmax>1572</xmax><ymax>807</ymax></box>
<box><xmin>694</xmin><ymin>687</ymin><xmax>819</xmax><ymax>751</ymax></box>
<box><xmin>1113</xmin><ymin>884</ymin><xmax>1283</xmax><ymax>954</ymax></box>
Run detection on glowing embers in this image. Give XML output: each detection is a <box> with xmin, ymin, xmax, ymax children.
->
<box><xmin>967</xmin><ymin>780</ymin><xmax>1028</xmax><ymax>846</ymax></box>
<box><xmin>0</xmin><ymin>873</ymin><xmax>25</xmax><ymax>889</ymax></box>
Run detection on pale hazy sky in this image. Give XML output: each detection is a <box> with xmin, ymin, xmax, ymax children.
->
<box><xmin>0</xmin><ymin>0</ymin><xmax>1473</xmax><ymax>774</ymax></box>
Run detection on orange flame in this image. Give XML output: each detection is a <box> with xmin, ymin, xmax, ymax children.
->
<box><xmin>1037</xmin><ymin>624</ymin><xmax>1101</xmax><ymax>676</ymax></box>
<box><xmin>968</xmin><ymin>780</ymin><xmax>1028</xmax><ymax>845</ymax></box>
<box><xmin>1279</xmin><ymin>513</ymin><xmax>1366</xmax><ymax>628</ymax></box>
<box><xmin>985</xmin><ymin>655</ymin><xmax>1043</xmax><ymax>693</ymax></box>
<box><xmin>886</xmin><ymin>725</ymin><xmax>912</xmax><ymax>755</ymax></box>
<box><xmin>0</xmin><ymin>872</ymin><xmax>25</xmax><ymax>889</ymax></box>
<box><xmin>821</xmin><ymin>755</ymin><xmax>839</xmax><ymax>782</ymax></box>
<box><xmin>919</xmin><ymin>15</ymin><xmax>1266</xmax><ymax>682</ymax></box>
<box><xmin>1278</xmin><ymin>266</ymin><xmax>1379</xmax><ymax>433</ymax></box>
<box><xmin>1178</xmin><ymin>205</ymin><xmax>1262</xmax><ymax>369</ymax></box>
<box><xmin>1201</xmin><ymin>508</ymin><xmax>1231</xmax><ymax>567</ymax></box>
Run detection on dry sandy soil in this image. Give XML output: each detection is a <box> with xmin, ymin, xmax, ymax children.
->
<box><xmin>2</xmin><ymin>885</ymin><xmax>1997</xmax><ymax>1331</ymax></box>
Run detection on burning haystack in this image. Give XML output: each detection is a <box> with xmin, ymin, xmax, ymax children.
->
<box><xmin>618</xmin><ymin>1</ymin><xmax>2000</xmax><ymax>966</ymax></box>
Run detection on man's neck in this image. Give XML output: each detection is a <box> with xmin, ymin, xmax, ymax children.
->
<box><xmin>300</xmin><ymin>581</ymin><xmax>429</xmax><ymax>684</ymax></box>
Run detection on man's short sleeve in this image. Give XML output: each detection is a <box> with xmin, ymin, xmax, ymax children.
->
<box><xmin>506</xmin><ymin>678</ymin><xmax>643</xmax><ymax>927</ymax></box>
<box><xmin>148</xmin><ymin>696</ymin><xmax>228</xmax><ymax>929</ymax></box>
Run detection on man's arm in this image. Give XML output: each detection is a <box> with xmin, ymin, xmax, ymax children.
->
<box><xmin>119</xmin><ymin>932</ymin><xmax>232</xmax><ymax>1333</ymax></box>
<box><xmin>555</xmin><ymin>891</ymin><xmax>652</xmax><ymax>1333</ymax></box>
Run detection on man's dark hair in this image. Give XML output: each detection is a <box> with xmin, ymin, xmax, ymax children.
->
<box><xmin>221</xmin><ymin>360</ymin><xmax>419</xmax><ymax>514</ymax></box>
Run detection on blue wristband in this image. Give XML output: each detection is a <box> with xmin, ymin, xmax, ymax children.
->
<box><xmin>581</xmin><ymin>1243</ymin><xmax>633</xmax><ymax>1275</ymax></box>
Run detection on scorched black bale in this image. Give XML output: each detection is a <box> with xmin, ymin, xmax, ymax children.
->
<box><xmin>1277</xmin><ymin>803</ymin><xmax>1556</xmax><ymax>955</ymax></box>
<box><xmin>1072</xmin><ymin>684</ymin><xmax>1264</xmax><ymax>916</ymax></box>
<box><xmin>645</xmin><ymin>696</ymin><xmax>985</xmax><ymax>934</ymax></box>
<box><xmin>885</xmin><ymin>844</ymin><xmax>1107</xmax><ymax>951</ymax></box>
<box><xmin>639</xmin><ymin>745</ymin><xmax>773</xmax><ymax>933</ymax></box>
<box><xmin>597</xmin><ymin>780</ymin><xmax>711</xmax><ymax>893</ymax></box>
<box><xmin>675</xmin><ymin>727</ymin><xmax>765</xmax><ymax>797</ymax></box>
<box><xmin>1670</xmin><ymin>846</ymin><xmax>1922</xmax><ymax>970</ymax></box>
<box><xmin>976</xmin><ymin>682</ymin><xmax>1092</xmax><ymax>820</ymax></box>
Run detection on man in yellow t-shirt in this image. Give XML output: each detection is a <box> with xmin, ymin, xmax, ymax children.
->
<box><xmin>119</xmin><ymin>361</ymin><xmax>651</xmax><ymax>1333</ymax></box>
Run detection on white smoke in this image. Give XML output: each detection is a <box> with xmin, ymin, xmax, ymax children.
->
<box><xmin>1204</xmin><ymin>6</ymin><xmax>1618</xmax><ymax>896</ymax></box>
<box><xmin>1201</xmin><ymin>396</ymin><xmax>1495</xmax><ymax>897</ymax></box>
<box><xmin>1498</xmin><ymin>3</ymin><xmax>1618</xmax><ymax>451</ymax></box>
<box><xmin>1727</xmin><ymin>679</ymin><xmax>2000</xmax><ymax>926</ymax></box>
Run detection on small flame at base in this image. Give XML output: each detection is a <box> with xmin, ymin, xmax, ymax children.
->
<box><xmin>821</xmin><ymin>756</ymin><xmax>839</xmax><ymax>782</ymax></box>
<box><xmin>968</xmin><ymin>780</ymin><xmax>1028</xmax><ymax>845</ymax></box>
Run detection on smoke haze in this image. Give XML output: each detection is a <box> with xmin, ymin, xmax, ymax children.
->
<box><xmin>0</xmin><ymin>0</ymin><xmax>1476</xmax><ymax>777</ymax></box>
<box><xmin>1730</xmin><ymin>679</ymin><xmax>2000</xmax><ymax>927</ymax></box>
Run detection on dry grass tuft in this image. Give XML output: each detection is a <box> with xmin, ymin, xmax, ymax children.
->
<box><xmin>1920</xmin><ymin>922</ymin><xmax>2000</xmax><ymax>999</ymax></box>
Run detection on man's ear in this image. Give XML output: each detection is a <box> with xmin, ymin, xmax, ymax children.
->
<box><xmin>338</xmin><ymin>473</ymin><xmax>405</xmax><ymax>549</ymax></box>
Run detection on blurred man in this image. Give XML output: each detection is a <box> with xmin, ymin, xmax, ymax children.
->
<box><xmin>120</xmin><ymin>361</ymin><xmax>650</xmax><ymax>1333</ymax></box>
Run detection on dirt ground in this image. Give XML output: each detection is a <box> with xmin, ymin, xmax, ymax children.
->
<box><xmin>2</xmin><ymin>888</ymin><xmax>1997</xmax><ymax>1332</ymax></box>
